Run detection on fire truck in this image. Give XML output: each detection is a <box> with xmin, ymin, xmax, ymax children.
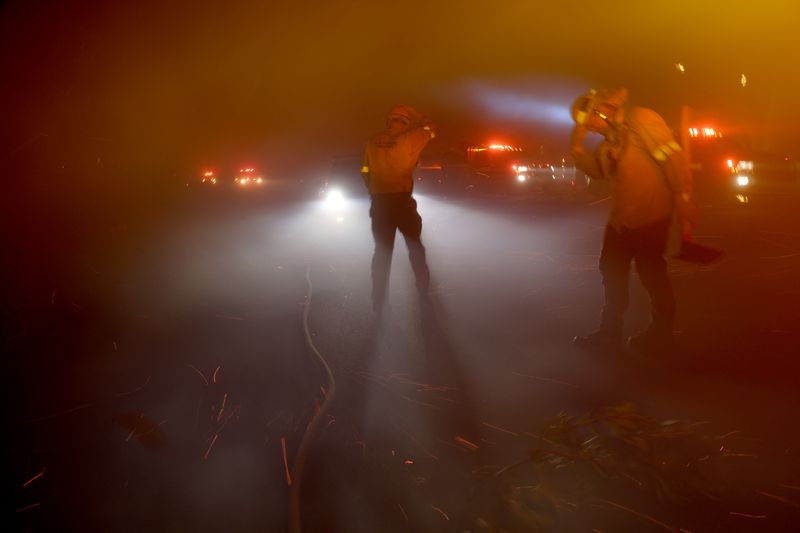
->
<box><xmin>687</xmin><ymin>126</ymin><xmax>753</xmax><ymax>201</ymax></box>
<box><xmin>463</xmin><ymin>143</ymin><xmax>554</xmax><ymax>191</ymax></box>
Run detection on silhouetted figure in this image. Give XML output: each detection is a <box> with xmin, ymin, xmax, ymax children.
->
<box><xmin>361</xmin><ymin>105</ymin><xmax>436</xmax><ymax>313</ymax></box>
<box><xmin>569</xmin><ymin>88</ymin><xmax>695</xmax><ymax>354</ymax></box>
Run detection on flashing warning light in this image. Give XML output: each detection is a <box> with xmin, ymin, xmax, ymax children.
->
<box><xmin>689</xmin><ymin>127</ymin><xmax>723</xmax><ymax>138</ymax></box>
<box><xmin>468</xmin><ymin>144</ymin><xmax>523</xmax><ymax>153</ymax></box>
<box><xmin>203</xmin><ymin>171</ymin><xmax>214</xmax><ymax>177</ymax></box>
<box><xmin>488</xmin><ymin>144</ymin><xmax>522</xmax><ymax>151</ymax></box>
<box><xmin>727</xmin><ymin>159</ymin><xmax>734</xmax><ymax>168</ymax></box>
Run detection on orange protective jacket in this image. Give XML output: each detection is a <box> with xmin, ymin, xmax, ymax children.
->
<box><xmin>574</xmin><ymin>107</ymin><xmax>693</xmax><ymax>231</ymax></box>
<box><xmin>361</xmin><ymin>120</ymin><xmax>435</xmax><ymax>194</ymax></box>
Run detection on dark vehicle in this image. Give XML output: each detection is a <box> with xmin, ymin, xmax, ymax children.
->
<box><xmin>468</xmin><ymin>144</ymin><xmax>526</xmax><ymax>178</ymax></box>
<box><xmin>688</xmin><ymin>126</ymin><xmax>799</xmax><ymax>199</ymax></box>
<box><xmin>319</xmin><ymin>155</ymin><xmax>367</xmax><ymax>204</ymax></box>
<box><xmin>413</xmin><ymin>156</ymin><xmax>443</xmax><ymax>182</ymax></box>
<box><xmin>463</xmin><ymin>143</ymin><xmax>553</xmax><ymax>192</ymax></box>
<box><xmin>688</xmin><ymin>127</ymin><xmax>753</xmax><ymax>201</ymax></box>
<box><xmin>413</xmin><ymin>155</ymin><xmax>468</xmax><ymax>195</ymax></box>
<box><xmin>420</xmin><ymin>149</ymin><xmax>478</xmax><ymax>193</ymax></box>
<box><xmin>186</xmin><ymin>169</ymin><xmax>222</xmax><ymax>188</ymax></box>
<box><xmin>233</xmin><ymin>167</ymin><xmax>265</xmax><ymax>188</ymax></box>
<box><xmin>200</xmin><ymin>170</ymin><xmax>218</xmax><ymax>186</ymax></box>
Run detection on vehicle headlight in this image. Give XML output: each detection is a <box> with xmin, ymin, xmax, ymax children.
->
<box><xmin>325</xmin><ymin>189</ymin><xmax>345</xmax><ymax>208</ymax></box>
<box><xmin>516</xmin><ymin>174</ymin><xmax>527</xmax><ymax>182</ymax></box>
<box><xmin>736</xmin><ymin>175</ymin><xmax>749</xmax><ymax>187</ymax></box>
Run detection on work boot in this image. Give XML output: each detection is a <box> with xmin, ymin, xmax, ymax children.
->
<box><xmin>627</xmin><ymin>328</ymin><xmax>674</xmax><ymax>355</ymax></box>
<box><xmin>572</xmin><ymin>330</ymin><xmax>622</xmax><ymax>354</ymax></box>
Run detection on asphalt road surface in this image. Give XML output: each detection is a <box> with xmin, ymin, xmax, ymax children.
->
<box><xmin>7</xmin><ymin>175</ymin><xmax>800</xmax><ymax>532</ymax></box>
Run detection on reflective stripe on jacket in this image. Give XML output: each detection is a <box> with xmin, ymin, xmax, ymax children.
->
<box><xmin>578</xmin><ymin>107</ymin><xmax>691</xmax><ymax>230</ymax></box>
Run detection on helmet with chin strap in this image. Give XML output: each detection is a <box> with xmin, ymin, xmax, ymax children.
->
<box><xmin>571</xmin><ymin>87</ymin><xmax>628</xmax><ymax>126</ymax></box>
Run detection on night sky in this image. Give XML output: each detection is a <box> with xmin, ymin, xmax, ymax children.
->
<box><xmin>2</xmin><ymin>0</ymin><xmax>799</xmax><ymax>178</ymax></box>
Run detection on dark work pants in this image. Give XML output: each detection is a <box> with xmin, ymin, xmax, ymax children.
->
<box><xmin>369</xmin><ymin>192</ymin><xmax>430</xmax><ymax>308</ymax></box>
<box><xmin>598</xmin><ymin>217</ymin><xmax>675</xmax><ymax>337</ymax></box>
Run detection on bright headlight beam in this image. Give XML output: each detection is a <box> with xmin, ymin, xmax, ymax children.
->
<box><xmin>325</xmin><ymin>189</ymin><xmax>345</xmax><ymax>209</ymax></box>
<box><xmin>463</xmin><ymin>81</ymin><xmax>577</xmax><ymax>127</ymax></box>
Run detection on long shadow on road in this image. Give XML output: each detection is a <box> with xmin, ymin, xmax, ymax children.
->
<box><xmin>301</xmin><ymin>292</ymin><xmax>488</xmax><ymax>532</ymax></box>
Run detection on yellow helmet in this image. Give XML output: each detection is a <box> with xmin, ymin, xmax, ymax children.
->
<box><xmin>571</xmin><ymin>88</ymin><xmax>628</xmax><ymax>126</ymax></box>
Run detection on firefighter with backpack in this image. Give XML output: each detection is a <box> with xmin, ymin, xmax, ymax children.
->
<box><xmin>570</xmin><ymin>88</ymin><xmax>696</xmax><ymax>354</ymax></box>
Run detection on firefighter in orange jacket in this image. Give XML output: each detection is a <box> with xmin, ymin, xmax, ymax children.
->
<box><xmin>570</xmin><ymin>88</ymin><xmax>695</xmax><ymax>354</ymax></box>
<box><xmin>361</xmin><ymin>105</ymin><xmax>436</xmax><ymax>313</ymax></box>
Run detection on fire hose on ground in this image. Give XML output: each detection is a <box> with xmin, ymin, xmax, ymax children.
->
<box><xmin>288</xmin><ymin>266</ymin><xmax>337</xmax><ymax>533</ymax></box>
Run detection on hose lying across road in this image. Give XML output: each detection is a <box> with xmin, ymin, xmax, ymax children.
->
<box><xmin>288</xmin><ymin>266</ymin><xmax>337</xmax><ymax>533</ymax></box>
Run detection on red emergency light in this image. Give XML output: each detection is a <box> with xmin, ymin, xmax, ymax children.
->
<box><xmin>488</xmin><ymin>144</ymin><xmax>522</xmax><ymax>152</ymax></box>
<box><xmin>689</xmin><ymin>127</ymin><xmax>723</xmax><ymax>138</ymax></box>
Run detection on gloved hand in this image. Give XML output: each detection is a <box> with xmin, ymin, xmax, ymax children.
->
<box><xmin>571</xmin><ymin>92</ymin><xmax>596</xmax><ymax>126</ymax></box>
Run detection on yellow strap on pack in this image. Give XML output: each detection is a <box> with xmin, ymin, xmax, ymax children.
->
<box><xmin>651</xmin><ymin>141</ymin><xmax>683</xmax><ymax>161</ymax></box>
